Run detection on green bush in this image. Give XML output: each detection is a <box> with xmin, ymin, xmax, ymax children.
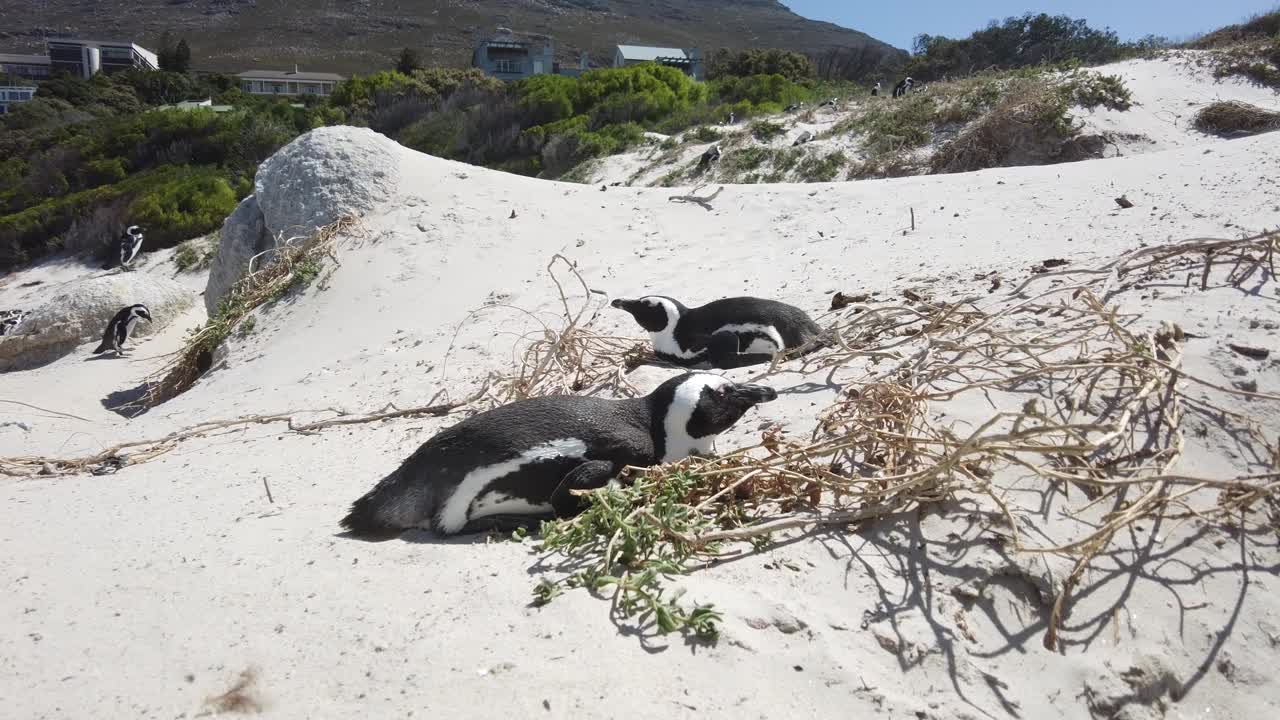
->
<box><xmin>749</xmin><ymin>120</ymin><xmax>786</xmax><ymax>142</ymax></box>
<box><xmin>127</xmin><ymin>169</ymin><xmax>238</xmax><ymax>246</ymax></box>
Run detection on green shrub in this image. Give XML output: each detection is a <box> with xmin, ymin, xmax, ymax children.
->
<box><xmin>174</xmin><ymin>234</ymin><xmax>219</xmax><ymax>272</ymax></box>
<box><xmin>797</xmin><ymin>151</ymin><xmax>848</xmax><ymax>182</ymax></box>
<box><xmin>749</xmin><ymin>120</ymin><xmax>786</xmax><ymax>141</ymax></box>
<box><xmin>127</xmin><ymin>169</ymin><xmax>238</xmax><ymax>246</ymax></box>
<box><xmin>1065</xmin><ymin>71</ymin><xmax>1133</xmax><ymax>110</ymax></box>
<box><xmin>690</xmin><ymin>126</ymin><xmax>722</xmax><ymax>143</ymax></box>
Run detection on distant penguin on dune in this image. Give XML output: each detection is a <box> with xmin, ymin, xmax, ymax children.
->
<box><xmin>339</xmin><ymin>372</ymin><xmax>777</xmax><ymax>536</ymax></box>
<box><xmin>117</xmin><ymin>225</ymin><xmax>144</xmax><ymax>270</ymax></box>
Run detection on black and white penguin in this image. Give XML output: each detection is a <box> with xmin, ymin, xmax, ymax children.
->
<box><xmin>872</xmin><ymin>81</ymin><xmax>881</xmax><ymax>97</ymax></box>
<box><xmin>892</xmin><ymin>77</ymin><xmax>914</xmax><ymax>98</ymax></box>
<box><xmin>793</xmin><ymin>130</ymin><xmax>814</xmax><ymax>146</ymax></box>
<box><xmin>91</xmin><ymin>304</ymin><xmax>152</xmax><ymax>356</ymax></box>
<box><xmin>698</xmin><ymin>144</ymin><xmax>721</xmax><ymax>172</ymax></box>
<box><xmin>339</xmin><ymin>372</ymin><xmax>777</xmax><ymax>536</ymax></box>
<box><xmin>0</xmin><ymin>309</ymin><xmax>28</xmax><ymax>336</ymax></box>
<box><xmin>117</xmin><ymin>225</ymin><xmax>144</xmax><ymax>269</ymax></box>
<box><xmin>611</xmin><ymin>295</ymin><xmax>823</xmax><ymax>370</ymax></box>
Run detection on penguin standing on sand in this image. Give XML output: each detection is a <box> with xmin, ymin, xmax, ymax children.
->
<box><xmin>92</xmin><ymin>304</ymin><xmax>152</xmax><ymax>356</ymax></box>
<box><xmin>611</xmin><ymin>295</ymin><xmax>823</xmax><ymax>370</ymax></box>
<box><xmin>340</xmin><ymin>372</ymin><xmax>777</xmax><ymax>536</ymax></box>
<box><xmin>117</xmin><ymin>225</ymin><xmax>144</xmax><ymax>269</ymax></box>
<box><xmin>872</xmin><ymin>81</ymin><xmax>881</xmax><ymax>97</ymax></box>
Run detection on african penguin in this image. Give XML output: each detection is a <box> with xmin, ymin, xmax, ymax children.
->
<box><xmin>117</xmin><ymin>225</ymin><xmax>144</xmax><ymax>269</ymax></box>
<box><xmin>611</xmin><ymin>295</ymin><xmax>823</xmax><ymax>370</ymax></box>
<box><xmin>872</xmin><ymin>81</ymin><xmax>881</xmax><ymax>97</ymax></box>
<box><xmin>91</xmin><ymin>304</ymin><xmax>152</xmax><ymax>356</ymax></box>
<box><xmin>340</xmin><ymin>372</ymin><xmax>777</xmax><ymax>536</ymax></box>
<box><xmin>0</xmin><ymin>310</ymin><xmax>28</xmax><ymax>337</ymax></box>
<box><xmin>892</xmin><ymin>77</ymin><xmax>914</xmax><ymax>98</ymax></box>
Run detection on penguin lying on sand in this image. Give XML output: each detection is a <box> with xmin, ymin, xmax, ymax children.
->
<box><xmin>340</xmin><ymin>372</ymin><xmax>777</xmax><ymax>536</ymax></box>
<box><xmin>611</xmin><ymin>295</ymin><xmax>823</xmax><ymax>370</ymax></box>
<box><xmin>92</xmin><ymin>304</ymin><xmax>152</xmax><ymax>356</ymax></box>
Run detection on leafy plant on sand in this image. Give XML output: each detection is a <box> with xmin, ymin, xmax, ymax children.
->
<box><xmin>534</xmin><ymin>471</ymin><xmax>724</xmax><ymax>639</ymax></box>
<box><xmin>1062</xmin><ymin>70</ymin><xmax>1133</xmax><ymax>110</ymax></box>
<box><xmin>796</xmin><ymin>150</ymin><xmax>848</xmax><ymax>182</ymax></box>
<box><xmin>173</xmin><ymin>233</ymin><xmax>219</xmax><ymax>272</ymax></box>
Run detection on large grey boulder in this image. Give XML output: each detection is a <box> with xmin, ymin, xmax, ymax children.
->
<box><xmin>204</xmin><ymin>195</ymin><xmax>268</xmax><ymax>316</ymax></box>
<box><xmin>0</xmin><ymin>273</ymin><xmax>195</xmax><ymax>372</ymax></box>
<box><xmin>203</xmin><ymin>126</ymin><xmax>402</xmax><ymax>314</ymax></box>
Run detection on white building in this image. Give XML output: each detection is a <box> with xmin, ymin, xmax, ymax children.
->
<box><xmin>614</xmin><ymin>45</ymin><xmax>704</xmax><ymax>81</ymax></box>
<box><xmin>237</xmin><ymin>67</ymin><xmax>344</xmax><ymax>96</ymax></box>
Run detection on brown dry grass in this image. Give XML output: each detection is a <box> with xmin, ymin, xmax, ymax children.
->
<box><xmin>930</xmin><ymin>78</ymin><xmax>1076</xmax><ymax>174</ymax></box>
<box><xmin>1193</xmin><ymin>100</ymin><xmax>1280</xmax><ymax>135</ymax></box>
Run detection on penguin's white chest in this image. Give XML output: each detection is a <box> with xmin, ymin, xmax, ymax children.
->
<box><xmin>437</xmin><ymin>438</ymin><xmax>589</xmax><ymax>533</ymax></box>
<box><xmin>125</xmin><ymin>316</ymin><xmax>140</xmax><ymax>338</ymax></box>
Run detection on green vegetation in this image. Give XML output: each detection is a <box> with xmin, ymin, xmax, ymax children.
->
<box><xmin>706</xmin><ymin>48</ymin><xmax>815</xmax><ymax>83</ymax></box>
<box><xmin>174</xmin><ymin>234</ymin><xmax>219</xmax><ymax>273</ymax></box>
<box><xmin>907</xmin><ymin>13</ymin><xmax>1164</xmax><ymax>81</ymax></box>
<box><xmin>796</xmin><ymin>151</ymin><xmax>848</xmax><ymax>182</ymax></box>
<box><xmin>1189</xmin><ymin>10</ymin><xmax>1280</xmax><ymax>49</ymax></box>
<box><xmin>748</xmin><ymin>119</ymin><xmax>786</xmax><ymax>142</ymax></box>
<box><xmin>534</xmin><ymin>470</ymin><xmax>724</xmax><ymax>640</ymax></box>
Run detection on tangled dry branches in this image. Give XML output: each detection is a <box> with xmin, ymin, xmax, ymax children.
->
<box><xmin>541</xmin><ymin>230</ymin><xmax>1280</xmax><ymax>645</ymax></box>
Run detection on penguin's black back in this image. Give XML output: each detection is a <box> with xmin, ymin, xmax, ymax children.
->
<box><xmin>340</xmin><ymin>394</ymin><xmax>658</xmax><ymax>534</ymax></box>
<box><xmin>92</xmin><ymin>306</ymin><xmax>132</xmax><ymax>354</ymax></box>
<box><xmin>674</xmin><ymin>297</ymin><xmax>821</xmax><ymax>349</ymax></box>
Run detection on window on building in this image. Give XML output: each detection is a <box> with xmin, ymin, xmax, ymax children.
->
<box><xmin>494</xmin><ymin>59</ymin><xmax>520</xmax><ymax>74</ymax></box>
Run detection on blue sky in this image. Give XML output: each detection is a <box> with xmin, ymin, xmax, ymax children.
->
<box><xmin>782</xmin><ymin>1</ymin><xmax>1278</xmax><ymax>51</ymax></box>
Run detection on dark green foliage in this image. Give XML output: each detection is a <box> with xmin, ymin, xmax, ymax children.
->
<box><xmin>707</xmin><ymin>48</ymin><xmax>814</xmax><ymax>82</ymax></box>
<box><xmin>796</xmin><ymin>151</ymin><xmax>848</xmax><ymax>182</ymax></box>
<box><xmin>689</xmin><ymin>126</ymin><xmax>722</xmax><ymax>143</ymax></box>
<box><xmin>157</xmin><ymin>33</ymin><xmax>193</xmax><ymax>74</ymax></box>
<box><xmin>908</xmin><ymin>13</ymin><xmax>1136</xmax><ymax>81</ymax></box>
<box><xmin>395</xmin><ymin>47</ymin><xmax>423</xmax><ymax>75</ymax></box>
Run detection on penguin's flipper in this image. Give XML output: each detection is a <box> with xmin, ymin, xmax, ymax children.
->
<box><xmin>706</xmin><ymin>331</ymin><xmax>774</xmax><ymax>370</ymax></box>
<box><xmin>550</xmin><ymin>460</ymin><xmax>617</xmax><ymax>518</ymax></box>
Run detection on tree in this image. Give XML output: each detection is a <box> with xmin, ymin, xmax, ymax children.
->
<box><xmin>396</xmin><ymin>47</ymin><xmax>423</xmax><ymax>75</ymax></box>
<box><xmin>174</xmin><ymin>39</ymin><xmax>192</xmax><ymax>74</ymax></box>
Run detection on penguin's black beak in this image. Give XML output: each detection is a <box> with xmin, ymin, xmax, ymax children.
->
<box><xmin>611</xmin><ymin>298</ymin><xmax>637</xmax><ymax>312</ymax></box>
<box><xmin>731</xmin><ymin>383</ymin><xmax>778</xmax><ymax>405</ymax></box>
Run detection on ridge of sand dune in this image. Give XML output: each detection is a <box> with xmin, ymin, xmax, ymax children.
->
<box><xmin>1</xmin><ymin>110</ymin><xmax>1278</xmax><ymax>718</ymax></box>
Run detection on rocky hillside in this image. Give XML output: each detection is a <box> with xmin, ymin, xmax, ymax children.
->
<box><xmin>0</xmin><ymin>0</ymin><xmax>901</xmax><ymax>74</ymax></box>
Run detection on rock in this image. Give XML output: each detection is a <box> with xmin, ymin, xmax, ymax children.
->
<box><xmin>254</xmin><ymin>126</ymin><xmax>401</xmax><ymax>238</ymax></box>
<box><xmin>204</xmin><ymin>127</ymin><xmax>402</xmax><ymax>313</ymax></box>
<box><xmin>1083</xmin><ymin>655</ymin><xmax>1181</xmax><ymax>720</ymax></box>
<box><xmin>1227</xmin><ymin>343</ymin><xmax>1270</xmax><ymax>360</ymax></box>
<box><xmin>0</xmin><ymin>274</ymin><xmax>194</xmax><ymax>372</ymax></box>
<box><xmin>205</xmin><ymin>195</ymin><xmax>268</xmax><ymax>315</ymax></box>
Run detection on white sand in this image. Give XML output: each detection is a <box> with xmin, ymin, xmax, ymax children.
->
<box><xmin>2</xmin><ymin>57</ymin><xmax>1280</xmax><ymax>719</ymax></box>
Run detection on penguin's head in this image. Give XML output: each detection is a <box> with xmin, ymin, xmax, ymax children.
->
<box><xmin>126</xmin><ymin>225</ymin><xmax>143</xmax><ymax>237</ymax></box>
<box><xmin>611</xmin><ymin>296</ymin><xmax>684</xmax><ymax>333</ymax></box>
<box><xmin>131</xmin><ymin>304</ymin><xmax>152</xmax><ymax>323</ymax></box>
<box><xmin>658</xmin><ymin>373</ymin><xmax>778</xmax><ymax>455</ymax></box>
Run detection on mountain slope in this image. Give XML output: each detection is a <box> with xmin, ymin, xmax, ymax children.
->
<box><xmin>0</xmin><ymin>0</ymin><xmax>902</xmax><ymax>74</ymax></box>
